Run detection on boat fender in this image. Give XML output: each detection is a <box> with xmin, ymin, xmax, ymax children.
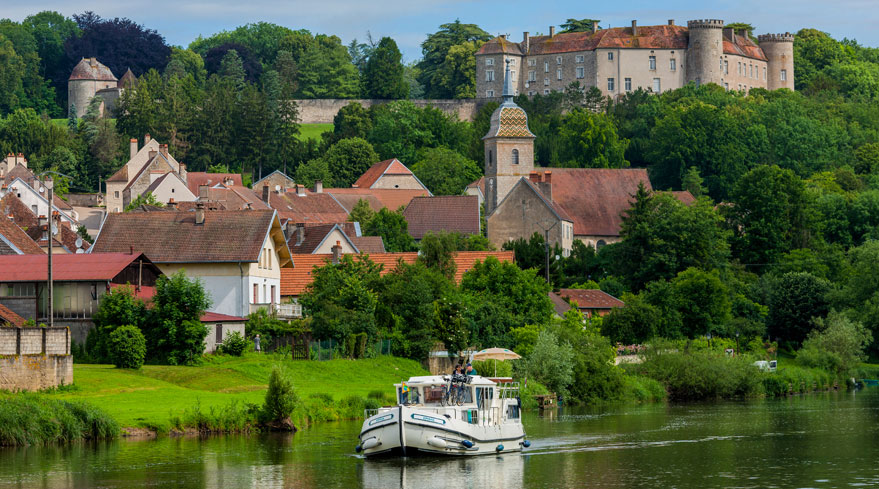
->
<box><xmin>522</xmin><ymin>440</ymin><xmax>531</xmax><ymax>448</ymax></box>
<box><xmin>355</xmin><ymin>445</ymin><xmax>362</xmax><ymax>453</ymax></box>
<box><xmin>461</xmin><ymin>440</ymin><xmax>474</xmax><ymax>448</ymax></box>
<box><xmin>496</xmin><ymin>444</ymin><xmax>504</xmax><ymax>452</ymax></box>
<box><xmin>427</xmin><ymin>437</ymin><xmax>447</xmax><ymax>449</ymax></box>
<box><xmin>362</xmin><ymin>438</ymin><xmax>381</xmax><ymax>450</ymax></box>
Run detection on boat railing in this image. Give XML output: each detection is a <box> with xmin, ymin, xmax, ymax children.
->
<box><xmin>364</xmin><ymin>408</ymin><xmax>380</xmax><ymax>419</ymax></box>
<box><xmin>497</xmin><ymin>382</ymin><xmax>520</xmax><ymax>400</ymax></box>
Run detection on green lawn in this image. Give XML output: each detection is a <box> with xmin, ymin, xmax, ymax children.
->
<box><xmin>51</xmin><ymin>354</ymin><xmax>427</xmax><ymax>429</ymax></box>
<box><xmin>297</xmin><ymin>123</ymin><xmax>333</xmax><ymax>142</ymax></box>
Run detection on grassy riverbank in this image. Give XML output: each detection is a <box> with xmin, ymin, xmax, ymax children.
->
<box><xmin>48</xmin><ymin>354</ymin><xmax>428</xmax><ymax>431</ymax></box>
<box><xmin>0</xmin><ymin>393</ymin><xmax>118</xmax><ymax>445</ymax></box>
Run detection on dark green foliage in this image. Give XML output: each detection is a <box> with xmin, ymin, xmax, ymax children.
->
<box><xmin>144</xmin><ymin>271</ymin><xmax>211</xmax><ymax>365</ymax></box>
<box><xmin>362</xmin><ymin>208</ymin><xmax>417</xmax><ymax>252</ymax></box>
<box><xmin>90</xmin><ymin>286</ymin><xmax>147</xmax><ymax>362</ymax></box>
<box><xmin>318</xmin><ymin>137</ymin><xmax>379</xmax><ymax>188</ymax></box>
<box><xmin>602</xmin><ymin>293</ymin><xmax>660</xmax><ymax>344</ymax></box>
<box><xmin>217</xmin><ymin>331</ymin><xmax>248</xmax><ymax>356</ymax></box>
<box><xmin>559</xmin><ymin>19</ymin><xmax>601</xmax><ymax>33</ymax></box>
<box><xmin>262</xmin><ymin>368</ymin><xmax>298</xmax><ymax>424</ymax></box>
<box><xmin>411</xmin><ymin>147</ymin><xmax>481</xmax><ymax>195</ymax></box>
<box><xmin>634</xmin><ymin>351</ymin><xmax>764</xmax><ymax>401</ymax></box>
<box><xmin>367</xmin><ymin>100</ymin><xmax>472</xmax><ymax>164</ymax></box>
<box><xmin>417</xmin><ymin>21</ymin><xmax>490</xmax><ymax>99</ymax></box>
<box><xmin>362</xmin><ymin>37</ymin><xmax>408</xmax><ymax>99</ymax></box>
<box><xmin>768</xmin><ymin>272</ymin><xmax>831</xmax><ymax>345</ymax></box>
<box><xmin>245</xmin><ymin>308</ymin><xmax>304</xmax><ymax>345</ymax></box>
<box><xmin>0</xmin><ymin>393</ymin><xmax>118</xmax><ymax>446</ymax></box>
<box><xmin>296</xmin><ymin>34</ymin><xmax>359</xmax><ymax>98</ymax></box>
<box><xmin>557</xmin><ymin>109</ymin><xmax>629</xmax><ymax>168</ymax></box>
<box><xmin>108</xmin><ymin>325</ymin><xmax>146</xmax><ymax>369</ymax></box>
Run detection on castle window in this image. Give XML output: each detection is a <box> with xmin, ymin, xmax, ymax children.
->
<box><xmin>557</xmin><ymin>69</ymin><xmax>562</xmax><ymax>80</ymax></box>
<box><xmin>486</xmin><ymin>90</ymin><xmax>494</xmax><ymax>97</ymax></box>
<box><xmin>724</xmin><ymin>60</ymin><xmax>729</xmax><ymax>74</ymax></box>
<box><xmin>625</xmin><ymin>78</ymin><xmax>632</xmax><ymax>91</ymax></box>
<box><xmin>529</xmin><ymin>70</ymin><xmax>536</xmax><ymax>82</ymax></box>
<box><xmin>720</xmin><ymin>58</ymin><xmax>724</xmax><ymax>71</ymax></box>
<box><xmin>544</xmin><ymin>61</ymin><xmax>549</xmax><ymax>73</ymax></box>
<box><xmin>544</xmin><ymin>89</ymin><xmax>550</xmax><ymax>95</ymax></box>
<box><xmin>607</xmin><ymin>78</ymin><xmax>615</xmax><ymax>91</ymax></box>
<box><xmin>556</xmin><ymin>56</ymin><xmax>562</xmax><ymax>65</ymax></box>
<box><xmin>652</xmin><ymin>78</ymin><xmax>661</xmax><ymax>93</ymax></box>
<box><xmin>763</xmin><ymin>66</ymin><xmax>767</xmax><ymax>80</ymax></box>
<box><xmin>670</xmin><ymin>59</ymin><xmax>676</xmax><ymax>71</ymax></box>
<box><xmin>750</xmin><ymin>65</ymin><xmax>753</xmax><ymax>78</ymax></box>
<box><xmin>738</xmin><ymin>62</ymin><xmax>742</xmax><ymax>75</ymax></box>
<box><xmin>724</xmin><ymin>82</ymin><xmax>729</xmax><ymax>90</ymax></box>
<box><xmin>509</xmin><ymin>58</ymin><xmax>516</xmax><ymax>66</ymax></box>
<box><xmin>512</xmin><ymin>149</ymin><xmax>519</xmax><ymax>165</ymax></box>
<box><xmin>607</xmin><ymin>52</ymin><xmax>613</xmax><ymax>61</ymax></box>
<box><xmin>486</xmin><ymin>58</ymin><xmax>495</xmax><ymax>66</ymax></box>
<box><xmin>576</xmin><ymin>55</ymin><xmax>584</xmax><ymax>63</ymax></box>
<box><xmin>528</xmin><ymin>90</ymin><xmax>536</xmax><ymax>96</ymax></box>
<box><xmin>488</xmin><ymin>150</ymin><xmax>492</xmax><ymax>165</ymax></box>
<box><xmin>486</xmin><ymin>70</ymin><xmax>495</xmax><ymax>82</ymax></box>
<box><xmin>648</xmin><ymin>56</ymin><xmax>656</xmax><ymax>70</ymax></box>
<box><xmin>596</xmin><ymin>240</ymin><xmax>607</xmax><ymax>249</ymax></box>
<box><xmin>528</xmin><ymin>59</ymin><xmax>536</xmax><ymax>67</ymax></box>
<box><xmin>576</xmin><ymin>67</ymin><xmax>585</xmax><ymax>79</ymax></box>
<box><xmin>544</xmin><ymin>78</ymin><xmax>549</xmax><ymax>86</ymax></box>
<box><xmin>780</xmin><ymin>69</ymin><xmax>787</xmax><ymax>81</ymax></box>
<box><xmin>511</xmin><ymin>70</ymin><xmax>516</xmax><ymax>80</ymax></box>
<box><xmin>114</xmin><ymin>191</ymin><xmax>119</xmax><ymax>198</ymax></box>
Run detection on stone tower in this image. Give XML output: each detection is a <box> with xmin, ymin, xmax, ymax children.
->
<box><xmin>483</xmin><ymin>59</ymin><xmax>536</xmax><ymax>215</ymax></box>
<box><xmin>758</xmin><ymin>33</ymin><xmax>795</xmax><ymax>90</ymax></box>
<box><xmin>686</xmin><ymin>19</ymin><xmax>725</xmax><ymax>87</ymax></box>
<box><xmin>68</xmin><ymin>58</ymin><xmax>118</xmax><ymax>118</ymax></box>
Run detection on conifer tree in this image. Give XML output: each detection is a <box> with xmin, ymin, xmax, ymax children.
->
<box><xmin>362</xmin><ymin>37</ymin><xmax>408</xmax><ymax>99</ymax></box>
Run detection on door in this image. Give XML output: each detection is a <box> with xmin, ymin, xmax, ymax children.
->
<box><xmin>215</xmin><ymin>324</ymin><xmax>223</xmax><ymax>346</ymax></box>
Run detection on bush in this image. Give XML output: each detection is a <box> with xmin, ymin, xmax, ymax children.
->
<box><xmin>262</xmin><ymin>368</ymin><xmax>298</xmax><ymax>426</ymax></box>
<box><xmin>523</xmin><ymin>330</ymin><xmax>575</xmax><ymax>397</ymax></box>
<box><xmin>108</xmin><ymin>326</ymin><xmax>146</xmax><ymax>369</ymax></box>
<box><xmin>797</xmin><ymin>312</ymin><xmax>871</xmax><ymax>376</ymax></box>
<box><xmin>634</xmin><ymin>351</ymin><xmax>763</xmax><ymax>401</ymax></box>
<box><xmin>217</xmin><ymin>331</ymin><xmax>247</xmax><ymax>356</ymax></box>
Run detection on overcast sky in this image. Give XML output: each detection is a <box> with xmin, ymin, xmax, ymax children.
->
<box><xmin>5</xmin><ymin>0</ymin><xmax>879</xmax><ymax>61</ymax></box>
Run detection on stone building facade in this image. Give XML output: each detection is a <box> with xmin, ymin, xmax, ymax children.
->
<box><xmin>68</xmin><ymin>58</ymin><xmax>135</xmax><ymax>118</ymax></box>
<box><xmin>476</xmin><ymin>19</ymin><xmax>794</xmax><ymax>98</ymax></box>
<box><xmin>0</xmin><ymin>327</ymin><xmax>72</xmax><ymax>391</ymax></box>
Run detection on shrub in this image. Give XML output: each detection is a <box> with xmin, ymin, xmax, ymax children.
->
<box><xmin>217</xmin><ymin>331</ymin><xmax>247</xmax><ymax>356</ymax></box>
<box><xmin>0</xmin><ymin>393</ymin><xmax>118</xmax><ymax>445</ymax></box>
<box><xmin>797</xmin><ymin>312</ymin><xmax>871</xmax><ymax>375</ymax></box>
<box><xmin>108</xmin><ymin>325</ymin><xmax>146</xmax><ymax>369</ymax></box>
<box><xmin>523</xmin><ymin>330</ymin><xmax>575</xmax><ymax>397</ymax></box>
<box><xmin>262</xmin><ymin>368</ymin><xmax>298</xmax><ymax>425</ymax></box>
<box><xmin>634</xmin><ymin>351</ymin><xmax>763</xmax><ymax>401</ymax></box>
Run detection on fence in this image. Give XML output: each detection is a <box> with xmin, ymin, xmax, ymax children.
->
<box><xmin>305</xmin><ymin>339</ymin><xmax>392</xmax><ymax>361</ymax></box>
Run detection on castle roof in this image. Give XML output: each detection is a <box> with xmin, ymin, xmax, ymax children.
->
<box><xmin>118</xmin><ymin>68</ymin><xmax>137</xmax><ymax>88</ymax></box>
<box><xmin>69</xmin><ymin>58</ymin><xmax>117</xmax><ymax>82</ymax></box>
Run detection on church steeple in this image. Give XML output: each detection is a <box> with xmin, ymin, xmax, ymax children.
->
<box><xmin>502</xmin><ymin>59</ymin><xmax>515</xmax><ymax>104</ymax></box>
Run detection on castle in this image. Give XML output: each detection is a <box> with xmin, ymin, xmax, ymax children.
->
<box><xmin>68</xmin><ymin>58</ymin><xmax>136</xmax><ymax>118</ymax></box>
<box><xmin>476</xmin><ymin>19</ymin><xmax>794</xmax><ymax>99</ymax></box>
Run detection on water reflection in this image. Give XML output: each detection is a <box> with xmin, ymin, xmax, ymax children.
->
<box><xmin>359</xmin><ymin>454</ymin><xmax>524</xmax><ymax>489</ymax></box>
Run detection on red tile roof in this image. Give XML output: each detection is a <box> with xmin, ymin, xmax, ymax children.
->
<box><xmin>0</xmin><ymin>303</ymin><xmax>25</xmax><ymax>327</ymax></box>
<box><xmin>478</xmin><ymin>37</ymin><xmax>525</xmax><ymax>55</ymax></box>
<box><xmin>559</xmin><ymin>288</ymin><xmax>625</xmax><ymax>309</ymax></box>
<box><xmin>0</xmin><ymin>217</ymin><xmax>42</xmax><ymax>255</ymax></box>
<box><xmin>185</xmin><ymin>172</ymin><xmax>244</xmax><ymax>195</ymax></box>
<box><xmin>109</xmin><ymin>283</ymin><xmax>156</xmax><ymax>300</ymax></box>
<box><xmin>269</xmin><ymin>190</ymin><xmax>350</xmax><ymax>224</ymax></box>
<box><xmin>202</xmin><ymin>186</ymin><xmax>271</xmax><ymax>211</ymax></box>
<box><xmin>403</xmin><ymin>195</ymin><xmax>481</xmax><ymax>239</ymax></box>
<box><xmin>350</xmin><ymin>236</ymin><xmax>385</xmax><ymax>253</ymax></box>
<box><xmin>548</xmin><ymin>291</ymin><xmax>572</xmax><ymax>316</ymax></box>
<box><xmin>667</xmin><ymin>190</ymin><xmax>696</xmax><ymax>205</ymax></box>
<box><xmin>549</xmin><ymin>168</ymin><xmax>652</xmax><ymax>237</ymax></box>
<box><xmin>280</xmin><ymin>251</ymin><xmax>514</xmax><ymax>297</ymax></box>
<box><xmin>91</xmin><ymin>210</ymin><xmax>289</xmax><ymax>264</ymax></box>
<box><xmin>0</xmin><ymin>253</ymin><xmax>158</xmax><ymax>282</ymax></box>
<box><xmin>326</xmin><ymin>188</ymin><xmax>429</xmax><ymax>213</ymax></box>
<box><xmin>723</xmin><ymin>34</ymin><xmax>768</xmax><ymax>61</ymax></box>
<box><xmin>354</xmin><ymin>159</ymin><xmax>414</xmax><ymax>189</ymax></box>
<box><xmin>288</xmin><ymin>223</ymin><xmax>356</xmax><ymax>253</ymax></box>
<box><xmin>69</xmin><ymin>58</ymin><xmax>117</xmax><ymax>81</ymax></box>
<box><xmin>0</xmin><ymin>194</ymin><xmax>87</xmax><ymax>253</ymax></box>
<box><xmin>201</xmin><ymin>311</ymin><xmax>246</xmax><ymax>322</ymax></box>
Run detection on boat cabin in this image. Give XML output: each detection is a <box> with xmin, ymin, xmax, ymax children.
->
<box><xmin>390</xmin><ymin>375</ymin><xmax>521</xmax><ymax>424</ymax></box>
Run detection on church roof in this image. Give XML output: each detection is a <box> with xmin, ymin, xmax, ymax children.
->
<box><xmin>69</xmin><ymin>58</ymin><xmax>117</xmax><ymax>82</ymax></box>
<box><xmin>483</xmin><ymin>105</ymin><xmax>536</xmax><ymax>139</ymax></box>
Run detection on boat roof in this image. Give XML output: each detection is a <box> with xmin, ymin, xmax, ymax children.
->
<box><xmin>398</xmin><ymin>375</ymin><xmax>497</xmax><ymax>386</ymax></box>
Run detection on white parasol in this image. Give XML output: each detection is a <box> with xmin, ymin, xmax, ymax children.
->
<box><xmin>472</xmin><ymin>348</ymin><xmax>522</xmax><ymax>377</ymax></box>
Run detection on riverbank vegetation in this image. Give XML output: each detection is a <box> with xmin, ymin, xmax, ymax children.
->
<box><xmin>0</xmin><ymin>393</ymin><xmax>118</xmax><ymax>446</ymax></box>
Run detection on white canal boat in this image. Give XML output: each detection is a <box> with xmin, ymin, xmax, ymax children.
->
<box><xmin>356</xmin><ymin>374</ymin><xmax>529</xmax><ymax>457</ymax></box>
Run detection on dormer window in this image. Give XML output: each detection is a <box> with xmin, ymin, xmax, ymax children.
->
<box><xmin>512</xmin><ymin>149</ymin><xmax>519</xmax><ymax>165</ymax></box>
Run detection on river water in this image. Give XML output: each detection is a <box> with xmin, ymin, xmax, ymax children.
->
<box><xmin>2</xmin><ymin>388</ymin><xmax>878</xmax><ymax>489</ymax></box>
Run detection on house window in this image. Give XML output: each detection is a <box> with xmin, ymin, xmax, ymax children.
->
<box><xmin>625</xmin><ymin>78</ymin><xmax>632</xmax><ymax>91</ymax></box>
<box><xmin>543</xmin><ymin>89</ymin><xmax>550</xmax><ymax>94</ymax></box>
<box><xmin>528</xmin><ymin>59</ymin><xmax>536</xmax><ymax>66</ymax></box>
<box><xmin>607</xmin><ymin>78</ymin><xmax>615</xmax><ymax>91</ymax></box>
<box><xmin>544</xmin><ymin>78</ymin><xmax>549</xmax><ymax>86</ymax></box>
<box><xmin>556</xmin><ymin>56</ymin><xmax>562</xmax><ymax>64</ymax></box>
<box><xmin>724</xmin><ymin>60</ymin><xmax>729</xmax><ymax>74</ymax></box>
<box><xmin>556</xmin><ymin>69</ymin><xmax>562</xmax><ymax>80</ymax></box>
<box><xmin>648</xmin><ymin>56</ymin><xmax>656</xmax><ymax>70</ymax></box>
<box><xmin>738</xmin><ymin>62</ymin><xmax>742</xmax><ymax>75</ymax></box>
<box><xmin>720</xmin><ymin>58</ymin><xmax>724</xmax><ymax>71</ymax></box>
<box><xmin>114</xmin><ymin>191</ymin><xmax>119</xmax><ymax>198</ymax></box>
<box><xmin>486</xmin><ymin>90</ymin><xmax>494</xmax><ymax>97</ymax></box>
<box><xmin>253</xmin><ymin>284</ymin><xmax>258</xmax><ymax>303</ymax></box>
<box><xmin>596</xmin><ymin>240</ymin><xmax>606</xmax><ymax>249</ymax></box>
<box><xmin>271</xmin><ymin>285</ymin><xmax>276</xmax><ymax>304</ymax></box>
<box><xmin>576</xmin><ymin>67</ymin><xmax>585</xmax><ymax>79</ymax></box>
<box><xmin>724</xmin><ymin>82</ymin><xmax>729</xmax><ymax>90</ymax></box>
<box><xmin>576</xmin><ymin>55</ymin><xmax>584</xmax><ymax>63</ymax></box>
<box><xmin>544</xmin><ymin>61</ymin><xmax>549</xmax><ymax>73</ymax></box>
<box><xmin>528</xmin><ymin>70</ymin><xmax>536</xmax><ymax>82</ymax></box>
<box><xmin>485</xmin><ymin>70</ymin><xmax>495</xmax><ymax>82</ymax></box>
<box><xmin>171</xmin><ymin>188</ymin><xmax>175</xmax><ymax>193</ymax></box>
<box><xmin>528</xmin><ymin>90</ymin><xmax>536</xmax><ymax>96</ymax></box>
<box><xmin>607</xmin><ymin>52</ymin><xmax>613</xmax><ymax>61</ymax></box>
<box><xmin>763</xmin><ymin>66</ymin><xmax>767</xmax><ymax>80</ymax></box>
<box><xmin>486</xmin><ymin>58</ymin><xmax>494</xmax><ymax>66</ymax></box>
<box><xmin>653</xmin><ymin>78</ymin><xmax>661</xmax><ymax>93</ymax></box>
<box><xmin>216</xmin><ymin>324</ymin><xmax>223</xmax><ymax>345</ymax></box>
<box><xmin>512</xmin><ymin>149</ymin><xmax>519</xmax><ymax>165</ymax></box>
<box><xmin>511</xmin><ymin>70</ymin><xmax>516</xmax><ymax>80</ymax></box>
<box><xmin>263</xmin><ymin>284</ymin><xmax>267</xmax><ymax>303</ymax></box>
<box><xmin>670</xmin><ymin>59</ymin><xmax>676</xmax><ymax>71</ymax></box>
<box><xmin>31</xmin><ymin>204</ymin><xmax>38</xmax><ymax>214</ymax></box>
<box><xmin>781</xmin><ymin>69</ymin><xmax>787</xmax><ymax>81</ymax></box>
<box><xmin>750</xmin><ymin>65</ymin><xmax>753</xmax><ymax>78</ymax></box>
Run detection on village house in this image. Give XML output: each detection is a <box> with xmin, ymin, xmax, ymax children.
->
<box><xmin>0</xmin><ymin>194</ymin><xmax>89</xmax><ymax>254</ymax></box>
<box><xmin>254</xmin><ymin>170</ymin><xmax>296</xmax><ymax>193</ymax></box>
<box><xmin>90</xmin><ymin>208</ymin><xmax>296</xmax><ymax>319</ymax></box>
<box><xmin>0</xmin><ymin>253</ymin><xmax>162</xmax><ymax>343</ymax></box>
<box><xmin>105</xmin><ymin>135</ymin><xmax>191</xmax><ymax>213</ymax></box>
<box><xmin>0</xmin><ymin>214</ymin><xmax>43</xmax><ymax>255</ymax></box>
<box><xmin>264</xmin><ymin>183</ymin><xmax>350</xmax><ymax>224</ymax></box>
<box><xmin>402</xmin><ymin>195</ymin><xmax>481</xmax><ymax>241</ymax></box>
<box><xmin>353</xmin><ymin>159</ymin><xmax>430</xmax><ymax>191</ymax></box>
<box><xmin>287</xmin><ymin>222</ymin><xmax>385</xmax><ymax>254</ymax></box>
<box><xmin>558</xmin><ymin>288</ymin><xmax>626</xmax><ymax>318</ymax></box>
<box><xmin>201</xmin><ymin>312</ymin><xmax>247</xmax><ymax>353</ymax></box>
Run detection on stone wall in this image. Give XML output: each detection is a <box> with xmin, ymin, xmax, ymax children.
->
<box><xmin>0</xmin><ymin>327</ymin><xmax>73</xmax><ymax>391</ymax></box>
<box><xmin>293</xmin><ymin>99</ymin><xmax>496</xmax><ymax>124</ymax></box>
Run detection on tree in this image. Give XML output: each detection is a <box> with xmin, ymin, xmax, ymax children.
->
<box><xmin>205</xmin><ymin>43</ymin><xmax>261</xmax><ymax>84</ymax></box>
<box><xmin>767</xmin><ymin>272</ymin><xmax>831</xmax><ymax>345</ymax></box>
<box><xmin>418</xmin><ymin>231</ymin><xmax>458</xmax><ymax>279</ymax></box>
<box><xmin>0</xmin><ymin>34</ymin><xmax>25</xmax><ymax>114</ymax></box>
<box><xmin>601</xmin><ymin>293</ymin><xmax>660</xmax><ymax>344</ymax></box>
<box><xmin>797</xmin><ymin>312</ymin><xmax>871</xmax><ymax>375</ymax></box>
<box><xmin>669</xmin><ymin>268</ymin><xmax>731</xmax><ymax>338</ymax></box>
<box><xmin>108</xmin><ymin>325</ymin><xmax>146</xmax><ymax>369</ymax></box>
<box><xmin>362</xmin><ymin>37</ymin><xmax>408</xmax><ymax>99</ymax></box>
<box><xmin>124</xmin><ymin>192</ymin><xmax>164</xmax><ymax>211</ymax></box>
<box><xmin>90</xmin><ymin>285</ymin><xmax>147</xmax><ymax>362</ymax></box>
<box><xmin>189</xmin><ymin>22</ymin><xmax>296</xmax><ymax>66</ymax></box>
<box><xmin>558</xmin><ymin>109</ymin><xmax>629</xmax><ymax>168</ymax></box>
<box><xmin>348</xmin><ymin>198</ymin><xmax>375</xmax><ymax>226</ymax></box>
<box><xmin>296</xmin><ymin>34</ymin><xmax>359</xmax><ymax>98</ymax></box>
<box><xmin>524</xmin><ymin>330</ymin><xmax>575</xmax><ymax>397</ymax></box>
<box><xmin>681</xmin><ymin>167</ymin><xmax>706</xmax><ymax>197</ymax></box>
<box><xmin>417</xmin><ymin>21</ymin><xmax>490</xmax><ymax>99</ymax></box>
<box><xmin>363</xmin><ymin>208</ymin><xmax>416</xmax><ymax>252</ymax></box>
<box><xmin>329</xmin><ymin>102</ymin><xmax>372</xmax><ymax>143</ymax></box>
<box><xmin>411</xmin><ymin>147</ymin><xmax>481</xmax><ymax>195</ymax></box>
<box><xmin>433</xmin><ymin>41</ymin><xmax>483</xmax><ymax>99</ymax></box>
<box><xmin>367</xmin><ymin>100</ymin><xmax>470</xmax><ymax>166</ymax></box>
<box><xmin>834</xmin><ymin>241</ymin><xmax>879</xmax><ymax>355</ymax></box>
<box><xmin>24</xmin><ymin>11</ymin><xmax>79</xmax><ymax>110</ymax></box>
<box><xmin>294</xmin><ymin>158</ymin><xmax>331</xmax><ymax>188</ymax></box>
<box><xmin>262</xmin><ymin>367</ymin><xmax>298</xmax><ymax>429</ymax></box>
<box><xmin>559</xmin><ymin>19</ymin><xmax>601</xmax><ymax>33</ymax></box>
<box><xmin>145</xmin><ymin>271</ymin><xmax>211</xmax><ymax>365</ymax></box>
<box><xmin>320</xmin><ymin>137</ymin><xmax>379</xmax><ymax>188</ymax></box>
<box><xmin>217</xmin><ymin>49</ymin><xmax>247</xmax><ymax>89</ymax></box>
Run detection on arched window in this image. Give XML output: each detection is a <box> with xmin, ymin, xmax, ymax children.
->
<box><xmin>596</xmin><ymin>240</ymin><xmax>607</xmax><ymax>249</ymax></box>
<box><xmin>512</xmin><ymin>149</ymin><xmax>519</xmax><ymax>165</ymax></box>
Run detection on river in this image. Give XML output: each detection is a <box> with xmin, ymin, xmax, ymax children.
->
<box><xmin>1</xmin><ymin>388</ymin><xmax>878</xmax><ymax>488</ymax></box>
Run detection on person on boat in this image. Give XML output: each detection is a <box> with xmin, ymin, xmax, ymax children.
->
<box><xmin>465</xmin><ymin>363</ymin><xmax>478</xmax><ymax>376</ymax></box>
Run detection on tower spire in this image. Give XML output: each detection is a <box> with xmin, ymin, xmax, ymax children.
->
<box><xmin>502</xmin><ymin>58</ymin><xmax>514</xmax><ymax>104</ymax></box>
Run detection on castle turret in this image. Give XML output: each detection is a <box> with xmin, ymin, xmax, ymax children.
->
<box><xmin>68</xmin><ymin>58</ymin><xmax>118</xmax><ymax>118</ymax></box>
<box><xmin>483</xmin><ymin>59</ymin><xmax>535</xmax><ymax>215</ymax></box>
<box><xmin>758</xmin><ymin>33</ymin><xmax>795</xmax><ymax>90</ymax></box>
<box><xmin>686</xmin><ymin>19</ymin><xmax>725</xmax><ymax>87</ymax></box>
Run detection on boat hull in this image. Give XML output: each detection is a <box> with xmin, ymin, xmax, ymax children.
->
<box><xmin>359</xmin><ymin>405</ymin><xmax>525</xmax><ymax>457</ymax></box>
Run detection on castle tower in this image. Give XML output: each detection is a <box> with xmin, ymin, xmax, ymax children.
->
<box><xmin>483</xmin><ymin>59</ymin><xmax>535</xmax><ymax>215</ymax></box>
<box><xmin>686</xmin><ymin>19</ymin><xmax>725</xmax><ymax>87</ymax></box>
<box><xmin>68</xmin><ymin>58</ymin><xmax>118</xmax><ymax>118</ymax></box>
<box><xmin>758</xmin><ymin>33</ymin><xmax>795</xmax><ymax>90</ymax></box>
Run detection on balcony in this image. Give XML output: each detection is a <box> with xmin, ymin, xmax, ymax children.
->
<box><xmin>249</xmin><ymin>303</ymin><xmax>302</xmax><ymax>319</ymax></box>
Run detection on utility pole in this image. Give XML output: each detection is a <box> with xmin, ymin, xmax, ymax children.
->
<box><xmin>544</xmin><ymin>229</ymin><xmax>550</xmax><ymax>284</ymax></box>
<box><xmin>47</xmin><ymin>181</ymin><xmax>54</xmax><ymax>328</ymax></box>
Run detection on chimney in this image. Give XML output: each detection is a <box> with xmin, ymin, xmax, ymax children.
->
<box><xmin>195</xmin><ymin>202</ymin><xmax>205</xmax><ymax>225</ymax></box>
<box><xmin>148</xmin><ymin>150</ymin><xmax>157</xmax><ymax>160</ymax></box>
<box><xmin>499</xmin><ymin>34</ymin><xmax>506</xmax><ymax>40</ymax></box>
<box><xmin>592</xmin><ymin>22</ymin><xmax>599</xmax><ymax>34</ymax></box>
<box><xmin>529</xmin><ymin>171</ymin><xmax>540</xmax><ymax>183</ymax></box>
<box><xmin>167</xmin><ymin>198</ymin><xmax>176</xmax><ymax>209</ymax></box>
<box><xmin>160</xmin><ymin>144</ymin><xmax>168</xmax><ymax>158</ymax></box>
<box><xmin>632</xmin><ymin>20</ymin><xmax>638</xmax><ymax>36</ymax></box>
<box><xmin>296</xmin><ymin>184</ymin><xmax>305</xmax><ymax>197</ymax></box>
<box><xmin>144</xmin><ymin>133</ymin><xmax>151</xmax><ymax>144</ymax></box>
<box><xmin>130</xmin><ymin>138</ymin><xmax>138</xmax><ymax>159</ymax></box>
<box><xmin>668</xmin><ymin>19</ymin><xmax>675</xmax><ymax>26</ymax></box>
<box><xmin>179</xmin><ymin>163</ymin><xmax>187</xmax><ymax>183</ymax></box>
<box><xmin>296</xmin><ymin>222</ymin><xmax>305</xmax><ymax>246</ymax></box>
<box><xmin>314</xmin><ymin>180</ymin><xmax>323</xmax><ymax>193</ymax></box>
<box><xmin>262</xmin><ymin>185</ymin><xmax>270</xmax><ymax>203</ymax></box>
<box><xmin>523</xmin><ymin>32</ymin><xmax>530</xmax><ymax>53</ymax></box>
<box><xmin>199</xmin><ymin>184</ymin><xmax>209</xmax><ymax>200</ymax></box>
<box><xmin>539</xmin><ymin>171</ymin><xmax>553</xmax><ymax>201</ymax></box>
<box><xmin>549</xmin><ymin>26</ymin><xmax>555</xmax><ymax>37</ymax></box>
<box><xmin>331</xmin><ymin>240</ymin><xmax>342</xmax><ymax>264</ymax></box>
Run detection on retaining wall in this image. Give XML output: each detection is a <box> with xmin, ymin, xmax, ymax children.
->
<box><xmin>293</xmin><ymin>98</ymin><xmax>498</xmax><ymax>124</ymax></box>
<box><xmin>0</xmin><ymin>327</ymin><xmax>73</xmax><ymax>391</ymax></box>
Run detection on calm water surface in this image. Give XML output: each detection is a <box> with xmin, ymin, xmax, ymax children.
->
<box><xmin>1</xmin><ymin>389</ymin><xmax>878</xmax><ymax>488</ymax></box>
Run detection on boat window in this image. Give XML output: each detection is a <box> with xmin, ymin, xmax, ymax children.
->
<box><xmin>424</xmin><ymin>387</ymin><xmax>444</xmax><ymax>403</ymax></box>
<box><xmin>476</xmin><ymin>387</ymin><xmax>494</xmax><ymax>409</ymax></box>
<box><xmin>398</xmin><ymin>387</ymin><xmax>420</xmax><ymax>405</ymax></box>
<box><xmin>507</xmin><ymin>404</ymin><xmax>520</xmax><ymax>419</ymax></box>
